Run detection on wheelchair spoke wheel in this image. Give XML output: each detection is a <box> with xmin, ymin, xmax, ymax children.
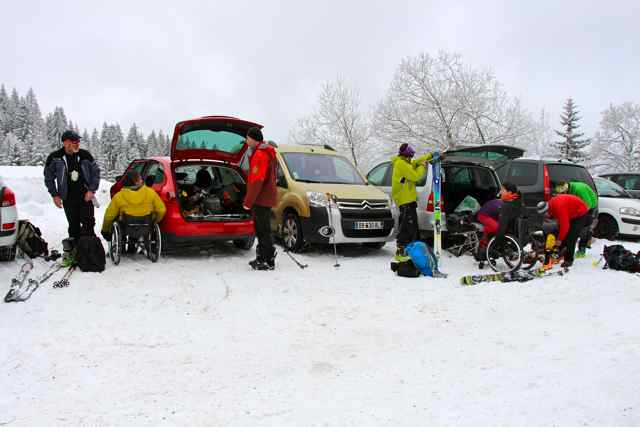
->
<box><xmin>109</xmin><ymin>222</ymin><xmax>122</xmax><ymax>265</ymax></box>
<box><xmin>486</xmin><ymin>235</ymin><xmax>522</xmax><ymax>273</ymax></box>
<box><xmin>147</xmin><ymin>224</ymin><xmax>162</xmax><ymax>263</ymax></box>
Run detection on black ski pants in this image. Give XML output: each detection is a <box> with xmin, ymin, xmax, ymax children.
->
<box><xmin>578</xmin><ymin>208</ymin><xmax>596</xmax><ymax>252</ymax></box>
<box><xmin>560</xmin><ymin>214</ymin><xmax>589</xmax><ymax>264</ymax></box>
<box><xmin>253</xmin><ymin>205</ymin><xmax>275</xmax><ymax>261</ymax></box>
<box><xmin>63</xmin><ymin>195</ymin><xmax>95</xmax><ymax>240</ymax></box>
<box><xmin>397</xmin><ymin>202</ymin><xmax>419</xmax><ymax>249</ymax></box>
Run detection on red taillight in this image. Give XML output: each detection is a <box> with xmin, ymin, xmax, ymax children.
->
<box><xmin>2</xmin><ymin>222</ymin><xmax>15</xmax><ymax>230</ymax></box>
<box><xmin>1</xmin><ymin>187</ymin><xmax>15</xmax><ymax>207</ymax></box>
<box><xmin>543</xmin><ymin>165</ymin><xmax>551</xmax><ymax>201</ymax></box>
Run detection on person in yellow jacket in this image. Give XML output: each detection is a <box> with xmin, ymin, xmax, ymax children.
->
<box><xmin>100</xmin><ymin>170</ymin><xmax>166</xmax><ymax>241</ymax></box>
<box><xmin>391</xmin><ymin>143</ymin><xmax>437</xmax><ymax>260</ymax></box>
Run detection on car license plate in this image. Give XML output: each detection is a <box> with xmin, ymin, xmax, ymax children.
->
<box><xmin>353</xmin><ymin>221</ymin><xmax>383</xmax><ymax>230</ymax></box>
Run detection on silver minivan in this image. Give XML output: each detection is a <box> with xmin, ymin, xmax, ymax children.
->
<box><xmin>366</xmin><ymin>145</ymin><xmax>520</xmax><ymax>235</ymax></box>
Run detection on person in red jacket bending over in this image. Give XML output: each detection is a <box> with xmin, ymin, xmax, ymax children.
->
<box><xmin>243</xmin><ymin>127</ymin><xmax>277</xmax><ymax>271</ymax></box>
<box><xmin>536</xmin><ymin>194</ymin><xmax>589</xmax><ymax>268</ymax></box>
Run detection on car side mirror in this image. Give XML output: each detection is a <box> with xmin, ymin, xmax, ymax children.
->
<box><xmin>114</xmin><ymin>175</ymin><xmax>123</xmax><ymax>182</ymax></box>
<box><xmin>145</xmin><ymin>175</ymin><xmax>155</xmax><ymax>187</ymax></box>
<box><xmin>277</xmin><ymin>176</ymin><xmax>288</xmax><ymax>188</ymax></box>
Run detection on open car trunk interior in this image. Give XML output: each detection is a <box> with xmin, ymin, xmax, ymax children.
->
<box><xmin>174</xmin><ymin>163</ymin><xmax>250</xmax><ymax>221</ymax></box>
<box><xmin>442</xmin><ymin>164</ymin><xmax>500</xmax><ymax>215</ymax></box>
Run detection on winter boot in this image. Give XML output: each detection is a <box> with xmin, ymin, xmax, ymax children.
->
<box><xmin>61</xmin><ymin>238</ymin><xmax>77</xmax><ymax>267</ymax></box>
<box><xmin>249</xmin><ymin>259</ymin><xmax>274</xmax><ymax>270</ymax></box>
<box><xmin>474</xmin><ymin>236</ymin><xmax>489</xmax><ymax>262</ymax></box>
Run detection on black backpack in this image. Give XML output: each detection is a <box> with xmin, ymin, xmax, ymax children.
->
<box><xmin>16</xmin><ymin>220</ymin><xmax>49</xmax><ymax>258</ymax></box>
<box><xmin>603</xmin><ymin>245</ymin><xmax>640</xmax><ymax>273</ymax></box>
<box><xmin>390</xmin><ymin>259</ymin><xmax>421</xmax><ymax>278</ymax></box>
<box><xmin>76</xmin><ymin>235</ymin><xmax>106</xmax><ymax>272</ymax></box>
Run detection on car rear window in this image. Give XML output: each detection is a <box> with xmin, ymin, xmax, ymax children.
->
<box><xmin>505</xmin><ymin>162</ymin><xmax>538</xmax><ymax>186</ymax></box>
<box><xmin>176</xmin><ymin>130</ymin><xmax>245</xmax><ymax>153</ymax></box>
<box><xmin>548</xmin><ymin>164</ymin><xmax>595</xmax><ymax>190</ymax></box>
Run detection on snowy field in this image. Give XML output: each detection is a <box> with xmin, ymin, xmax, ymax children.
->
<box><xmin>1</xmin><ymin>166</ymin><xmax>640</xmax><ymax>427</ymax></box>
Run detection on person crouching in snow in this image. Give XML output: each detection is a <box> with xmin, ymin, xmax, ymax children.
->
<box><xmin>475</xmin><ymin>181</ymin><xmax>521</xmax><ymax>261</ymax></box>
<box><xmin>391</xmin><ymin>143</ymin><xmax>437</xmax><ymax>261</ymax></box>
<box><xmin>536</xmin><ymin>194</ymin><xmax>589</xmax><ymax>268</ymax></box>
<box><xmin>100</xmin><ymin>170</ymin><xmax>167</xmax><ymax>243</ymax></box>
<box><xmin>553</xmin><ymin>181</ymin><xmax>598</xmax><ymax>258</ymax></box>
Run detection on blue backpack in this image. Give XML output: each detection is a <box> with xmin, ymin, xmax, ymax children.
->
<box><xmin>405</xmin><ymin>241</ymin><xmax>438</xmax><ymax>277</ymax></box>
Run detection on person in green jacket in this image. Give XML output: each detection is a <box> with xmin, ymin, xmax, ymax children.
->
<box><xmin>391</xmin><ymin>143</ymin><xmax>436</xmax><ymax>260</ymax></box>
<box><xmin>554</xmin><ymin>180</ymin><xmax>598</xmax><ymax>258</ymax></box>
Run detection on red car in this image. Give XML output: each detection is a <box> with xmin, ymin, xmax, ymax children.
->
<box><xmin>110</xmin><ymin>116</ymin><xmax>258</xmax><ymax>249</ymax></box>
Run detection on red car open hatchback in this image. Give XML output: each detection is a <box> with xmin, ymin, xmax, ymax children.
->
<box><xmin>110</xmin><ymin>116</ymin><xmax>259</xmax><ymax>249</ymax></box>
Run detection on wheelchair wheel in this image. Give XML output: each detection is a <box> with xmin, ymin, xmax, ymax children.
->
<box><xmin>486</xmin><ymin>235</ymin><xmax>522</xmax><ymax>273</ymax></box>
<box><xmin>109</xmin><ymin>222</ymin><xmax>123</xmax><ymax>265</ymax></box>
<box><xmin>147</xmin><ymin>224</ymin><xmax>162</xmax><ymax>263</ymax></box>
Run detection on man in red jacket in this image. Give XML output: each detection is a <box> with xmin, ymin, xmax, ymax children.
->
<box><xmin>243</xmin><ymin>127</ymin><xmax>277</xmax><ymax>270</ymax></box>
<box><xmin>537</xmin><ymin>194</ymin><xmax>589</xmax><ymax>267</ymax></box>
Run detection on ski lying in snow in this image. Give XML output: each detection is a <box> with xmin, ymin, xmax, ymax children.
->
<box><xmin>11</xmin><ymin>262</ymin><xmax>66</xmax><ymax>302</ymax></box>
<box><xmin>53</xmin><ymin>266</ymin><xmax>76</xmax><ymax>288</ymax></box>
<box><xmin>4</xmin><ymin>260</ymin><xmax>34</xmax><ymax>303</ymax></box>
<box><xmin>460</xmin><ymin>267</ymin><xmax>568</xmax><ymax>286</ymax></box>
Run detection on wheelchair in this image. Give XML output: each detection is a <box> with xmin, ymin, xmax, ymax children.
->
<box><xmin>108</xmin><ymin>214</ymin><xmax>162</xmax><ymax>265</ymax></box>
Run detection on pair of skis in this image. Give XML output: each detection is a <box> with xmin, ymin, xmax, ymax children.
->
<box><xmin>431</xmin><ymin>157</ymin><xmax>446</xmax><ymax>278</ymax></box>
<box><xmin>459</xmin><ymin>266</ymin><xmax>569</xmax><ymax>286</ymax></box>
<box><xmin>4</xmin><ymin>260</ymin><xmax>75</xmax><ymax>302</ymax></box>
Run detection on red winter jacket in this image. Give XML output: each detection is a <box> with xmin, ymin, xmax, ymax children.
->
<box><xmin>243</xmin><ymin>142</ymin><xmax>277</xmax><ymax>209</ymax></box>
<box><xmin>548</xmin><ymin>194</ymin><xmax>588</xmax><ymax>241</ymax></box>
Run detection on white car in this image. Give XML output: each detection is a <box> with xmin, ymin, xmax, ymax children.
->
<box><xmin>0</xmin><ymin>178</ymin><xmax>18</xmax><ymax>260</ymax></box>
<box><xmin>594</xmin><ymin>177</ymin><xmax>640</xmax><ymax>240</ymax></box>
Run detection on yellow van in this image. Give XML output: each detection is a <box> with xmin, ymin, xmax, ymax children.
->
<box><xmin>270</xmin><ymin>144</ymin><xmax>397</xmax><ymax>252</ymax></box>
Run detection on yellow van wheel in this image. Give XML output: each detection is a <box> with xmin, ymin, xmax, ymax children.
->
<box><xmin>283</xmin><ymin>212</ymin><xmax>304</xmax><ymax>252</ymax></box>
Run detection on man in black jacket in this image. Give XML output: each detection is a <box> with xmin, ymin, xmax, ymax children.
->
<box><xmin>44</xmin><ymin>130</ymin><xmax>101</xmax><ymax>241</ymax></box>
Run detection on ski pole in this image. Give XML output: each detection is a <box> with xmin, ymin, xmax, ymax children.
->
<box><xmin>285</xmin><ymin>250</ymin><xmax>308</xmax><ymax>269</ymax></box>
<box><xmin>326</xmin><ymin>193</ymin><xmax>340</xmax><ymax>268</ymax></box>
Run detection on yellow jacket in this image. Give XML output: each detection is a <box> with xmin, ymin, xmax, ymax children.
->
<box><xmin>102</xmin><ymin>185</ymin><xmax>166</xmax><ymax>232</ymax></box>
<box><xmin>391</xmin><ymin>153</ymin><xmax>433</xmax><ymax>206</ymax></box>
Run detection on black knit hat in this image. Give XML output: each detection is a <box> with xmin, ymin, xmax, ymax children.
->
<box><xmin>61</xmin><ymin>130</ymin><xmax>81</xmax><ymax>142</ymax></box>
<box><xmin>501</xmin><ymin>181</ymin><xmax>519</xmax><ymax>194</ymax></box>
<box><xmin>246</xmin><ymin>127</ymin><xmax>263</xmax><ymax>142</ymax></box>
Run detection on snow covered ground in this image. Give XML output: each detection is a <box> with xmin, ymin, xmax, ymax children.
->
<box><xmin>1</xmin><ymin>166</ymin><xmax>640</xmax><ymax>427</ymax></box>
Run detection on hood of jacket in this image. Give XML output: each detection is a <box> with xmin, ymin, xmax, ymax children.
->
<box><xmin>119</xmin><ymin>185</ymin><xmax>151</xmax><ymax>205</ymax></box>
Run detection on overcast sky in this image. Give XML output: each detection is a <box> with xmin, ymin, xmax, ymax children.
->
<box><xmin>2</xmin><ymin>0</ymin><xmax>639</xmax><ymax>143</ymax></box>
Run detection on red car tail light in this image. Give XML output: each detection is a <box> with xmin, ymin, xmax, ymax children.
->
<box><xmin>2</xmin><ymin>187</ymin><xmax>15</xmax><ymax>207</ymax></box>
<box><xmin>543</xmin><ymin>165</ymin><xmax>551</xmax><ymax>201</ymax></box>
<box><xmin>2</xmin><ymin>222</ymin><xmax>15</xmax><ymax>230</ymax></box>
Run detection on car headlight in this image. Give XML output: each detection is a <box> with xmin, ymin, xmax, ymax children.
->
<box><xmin>307</xmin><ymin>191</ymin><xmax>335</xmax><ymax>208</ymax></box>
<box><xmin>619</xmin><ymin>207</ymin><xmax>640</xmax><ymax>217</ymax></box>
<box><xmin>386</xmin><ymin>194</ymin><xmax>396</xmax><ymax>210</ymax></box>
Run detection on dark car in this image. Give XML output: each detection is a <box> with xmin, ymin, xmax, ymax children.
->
<box><xmin>495</xmin><ymin>158</ymin><xmax>596</xmax><ymax>207</ymax></box>
<box><xmin>599</xmin><ymin>173</ymin><xmax>640</xmax><ymax>199</ymax></box>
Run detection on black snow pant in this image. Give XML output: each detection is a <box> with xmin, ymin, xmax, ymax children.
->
<box><xmin>397</xmin><ymin>202</ymin><xmax>419</xmax><ymax>249</ymax></box>
<box><xmin>578</xmin><ymin>208</ymin><xmax>596</xmax><ymax>252</ymax></box>
<box><xmin>63</xmin><ymin>195</ymin><xmax>95</xmax><ymax>240</ymax></box>
<box><xmin>253</xmin><ymin>205</ymin><xmax>275</xmax><ymax>262</ymax></box>
<box><xmin>560</xmin><ymin>214</ymin><xmax>589</xmax><ymax>264</ymax></box>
